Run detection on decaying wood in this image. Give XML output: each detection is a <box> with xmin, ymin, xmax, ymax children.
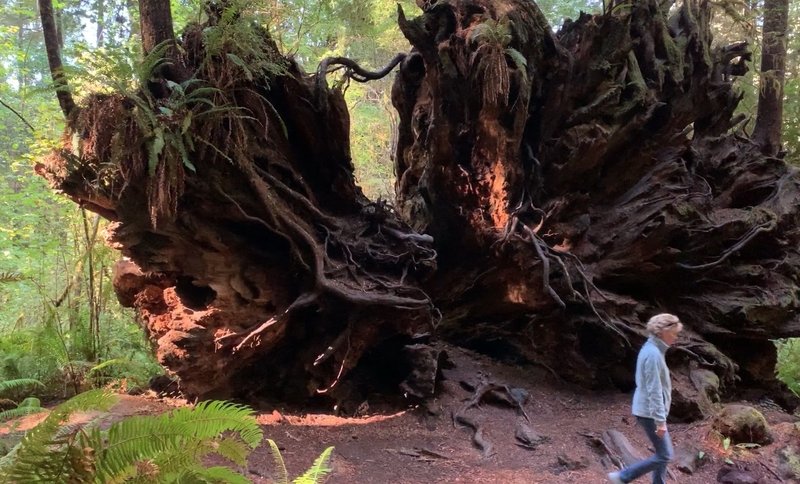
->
<box><xmin>36</xmin><ymin>0</ymin><xmax>800</xmax><ymax>409</ymax></box>
<box><xmin>514</xmin><ymin>420</ymin><xmax>549</xmax><ymax>450</ymax></box>
<box><xmin>392</xmin><ymin>0</ymin><xmax>800</xmax><ymax>411</ymax></box>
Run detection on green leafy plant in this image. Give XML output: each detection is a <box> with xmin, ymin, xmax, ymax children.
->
<box><xmin>777</xmin><ymin>339</ymin><xmax>800</xmax><ymax>396</ymax></box>
<box><xmin>266</xmin><ymin>438</ymin><xmax>335</xmax><ymax>484</ymax></box>
<box><xmin>0</xmin><ymin>379</ymin><xmax>44</xmax><ymax>421</ymax></box>
<box><xmin>0</xmin><ymin>392</ymin><xmax>262</xmax><ymax>482</ymax></box>
<box><xmin>469</xmin><ymin>17</ymin><xmax>527</xmax><ymax>106</ymax></box>
<box><xmin>0</xmin><ymin>389</ymin><xmax>118</xmax><ymax>479</ymax></box>
<box><xmin>0</xmin><ymin>390</ymin><xmax>336</xmax><ymax>483</ymax></box>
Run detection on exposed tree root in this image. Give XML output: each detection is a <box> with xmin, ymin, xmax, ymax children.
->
<box><xmin>453</xmin><ymin>413</ymin><xmax>494</xmax><ymax>458</ymax></box>
<box><xmin>35</xmin><ymin>0</ymin><xmax>800</xmax><ymax>411</ymax></box>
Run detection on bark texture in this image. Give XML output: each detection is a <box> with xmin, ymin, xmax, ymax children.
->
<box><xmin>138</xmin><ymin>0</ymin><xmax>176</xmax><ymax>54</ymax></box>
<box><xmin>37</xmin><ymin>0</ymin><xmax>800</xmax><ymax>411</ymax></box>
<box><xmin>393</xmin><ymin>0</ymin><xmax>800</xmax><ymax>408</ymax></box>
<box><xmin>38</xmin><ymin>0</ymin><xmax>75</xmax><ymax>118</ymax></box>
<box><xmin>752</xmin><ymin>0</ymin><xmax>789</xmax><ymax>155</ymax></box>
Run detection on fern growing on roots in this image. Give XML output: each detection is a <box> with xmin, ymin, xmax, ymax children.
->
<box><xmin>469</xmin><ymin>17</ymin><xmax>528</xmax><ymax>107</ymax></box>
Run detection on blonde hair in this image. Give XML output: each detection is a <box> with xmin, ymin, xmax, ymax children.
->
<box><xmin>646</xmin><ymin>313</ymin><xmax>683</xmax><ymax>336</ymax></box>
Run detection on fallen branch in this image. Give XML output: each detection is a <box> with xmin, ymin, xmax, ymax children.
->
<box><xmin>758</xmin><ymin>461</ymin><xmax>784</xmax><ymax>482</ymax></box>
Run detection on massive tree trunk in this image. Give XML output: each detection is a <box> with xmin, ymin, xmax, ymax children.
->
<box><xmin>37</xmin><ymin>0</ymin><xmax>800</xmax><ymax>411</ymax></box>
<box><xmin>752</xmin><ymin>0</ymin><xmax>789</xmax><ymax>155</ymax></box>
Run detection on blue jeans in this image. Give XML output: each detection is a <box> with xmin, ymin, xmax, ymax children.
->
<box><xmin>619</xmin><ymin>417</ymin><xmax>674</xmax><ymax>484</ymax></box>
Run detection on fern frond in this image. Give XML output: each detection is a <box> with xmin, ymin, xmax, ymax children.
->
<box><xmin>266</xmin><ymin>438</ymin><xmax>289</xmax><ymax>484</ymax></box>
<box><xmin>470</xmin><ymin>19</ymin><xmax>512</xmax><ymax>47</ymax></box>
<box><xmin>0</xmin><ymin>390</ymin><xmax>116</xmax><ymax>481</ymax></box>
<box><xmin>197</xmin><ymin>465</ymin><xmax>252</xmax><ymax>483</ymax></box>
<box><xmin>0</xmin><ymin>272</ymin><xmax>25</xmax><ymax>283</ymax></box>
<box><xmin>93</xmin><ymin>400</ymin><xmax>261</xmax><ymax>481</ymax></box>
<box><xmin>170</xmin><ymin>400</ymin><xmax>263</xmax><ymax>448</ymax></box>
<box><xmin>88</xmin><ymin>358</ymin><xmax>129</xmax><ymax>374</ymax></box>
<box><xmin>17</xmin><ymin>397</ymin><xmax>41</xmax><ymax>408</ymax></box>
<box><xmin>215</xmin><ymin>437</ymin><xmax>251</xmax><ymax>466</ymax></box>
<box><xmin>505</xmin><ymin>48</ymin><xmax>527</xmax><ymax>71</ymax></box>
<box><xmin>0</xmin><ymin>406</ymin><xmax>44</xmax><ymax>421</ymax></box>
<box><xmin>292</xmin><ymin>446</ymin><xmax>334</xmax><ymax>484</ymax></box>
<box><xmin>93</xmin><ymin>414</ymin><xmax>192</xmax><ymax>480</ymax></box>
<box><xmin>138</xmin><ymin>40</ymin><xmax>174</xmax><ymax>85</ymax></box>
<box><xmin>169</xmin><ymin>465</ymin><xmax>252</xmax><ymax>484</ymax></box>
<box><xmin>0</xmin><ymin>379</ymin><xmax>43</xmax><ymax>396</ymax></box>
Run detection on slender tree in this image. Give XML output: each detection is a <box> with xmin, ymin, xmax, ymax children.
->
<box><xmin>37</xmin><ymin>0</ymin><xmax>74</xmax><ymax>118</ymax></box>
<box><xmin>752</xmin><ymin>0</ymin><xmax>789</xmax><ymax>155</ymax></box>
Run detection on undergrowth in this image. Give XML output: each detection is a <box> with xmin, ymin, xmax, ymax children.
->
<box><xmin>0</xmin><ymin>391</ymin><xmax>334</xmax><ymax>483</ymax></box>
<box><xmin>777</xmin><ymin>339</ymin><xmax>800</xmax><ymax>397</ymax></box>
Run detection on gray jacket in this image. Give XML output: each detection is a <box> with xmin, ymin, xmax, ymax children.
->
<box><xmin>631</xmin><ymin>336</ymin><xmax>672</xmax><ymax>424</ymax></box>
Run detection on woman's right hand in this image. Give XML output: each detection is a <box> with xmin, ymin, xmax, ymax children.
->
<box><xmin>656</xmin><ymin>423</ymin><xmax>667</xmax><ymax>438</ymax></box>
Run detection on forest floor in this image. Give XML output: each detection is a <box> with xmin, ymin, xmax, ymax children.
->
<box><xmin>1</xmin><ymin>344</ymin><xmax>798</xmax><ymax>483</ymax></box>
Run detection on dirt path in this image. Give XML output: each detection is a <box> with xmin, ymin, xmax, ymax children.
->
<box><xmin>250</xmin><ymin>346</ymin><xmax>796</xmax><ymax>483</ymax></box>
<box><xmin>2</xmin><ymin>345</ymin><xmax>796</xmax><ymax>483</ymax></box>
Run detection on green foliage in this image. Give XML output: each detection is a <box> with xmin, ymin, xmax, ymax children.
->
<box><xmin>0</xmin><ymin>393</ymin><xmax>336</xmax><ymax>484</ymax></box>
<box><xmin>0</xmin><ymin>378</ymin><xmax>42</xmax><ymax>396</ymax></box>
<box><xmin>469</xmin><ymin>17</ymin><xmax>525</xmax><ymax>106</ymax></box>
<box><xmin>0</xmin><ymin>272</ymin><xmax>24</xmax><ymax>283</ymax></box>
<box><xmin>0</xmin><ymin>379</ymin><xmax>44</xmax><ymax>421</ymax></box>
<box><xmin>83</xmin><ymin>400</ymin><xmax>263</xmax><ymax>482</ymax></box>
<box><xmin>199</xmin><ymin>0</ymin><xmax>288</xmax><ymax>95</ymax></box>
<box><xmin>776</xmin><ymin>338</ymin><xmax>800</xmax><ymax>396</ymax></box>
<box><xmin>265</xmin><ymin>438</ymin><xmax>335</xmax><ymax>484</ymax></box>
<box><xmin>292</xmin><ymin>445</ymin><xmax>334</xmax><ymax>484</ymax></box>
<box><xmin>0</xmin><ymin>394</ymin><xmax>260</xmax><ymax>482</ymax></box>
<box><xmin>0</xmin><ymin>389</ymin><xmax>118</xmax><ymax>480</ymax></box>
<box><xmin>470</xmin><ymin>18</ymin><xmax>513</xmax><ymax>47</ymax></box>
<box><xmin>267</xmin><ymin>438</ymin><xmax>289</xmax><ymax>483</ymax></box>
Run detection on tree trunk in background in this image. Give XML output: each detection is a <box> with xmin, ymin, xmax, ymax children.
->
<box><xmin>138</xmin><ymin>0</ymin><xmax>174</xmax><ymax>54</ymax></box>
<box><xmin>96</xmin><ymin>0</ymin><xmax>105</xmax><ymax>46</ymax></box>
<box><xmin>37</xmin><ymin>0</ymin><xmax>800</xmax><ymax>413</ymax></box>
<box><xmin>752</xmin><ymin>0</ymin><xmax>789</xmax><ymax>155</ymax></box>
<box><xmin>38</xmin><ymin>0</ymin><xmax>74</xmax><ymax>119</ymax></box>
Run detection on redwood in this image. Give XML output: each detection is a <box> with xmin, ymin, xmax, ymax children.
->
<box><xmin>752</xmin><ymin>0</ymin><xmax>789</xmax><ymax>155</ymax></box>
<box><xmin>36</xmin><ymin>0</ymin><xmax>800</xmax><ymax>413</ymax></box>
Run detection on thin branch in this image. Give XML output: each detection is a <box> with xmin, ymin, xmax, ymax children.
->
<box><xmin>0</xmin><ymin>98</ymin><xmax>34</xmax><ymax>131</ymax></box>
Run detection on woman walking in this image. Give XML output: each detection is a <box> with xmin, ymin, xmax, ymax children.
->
<box><xmin>608</xmin><ymin>313</ymin><xmax>683</xmax><ymax>484</ymax></box>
